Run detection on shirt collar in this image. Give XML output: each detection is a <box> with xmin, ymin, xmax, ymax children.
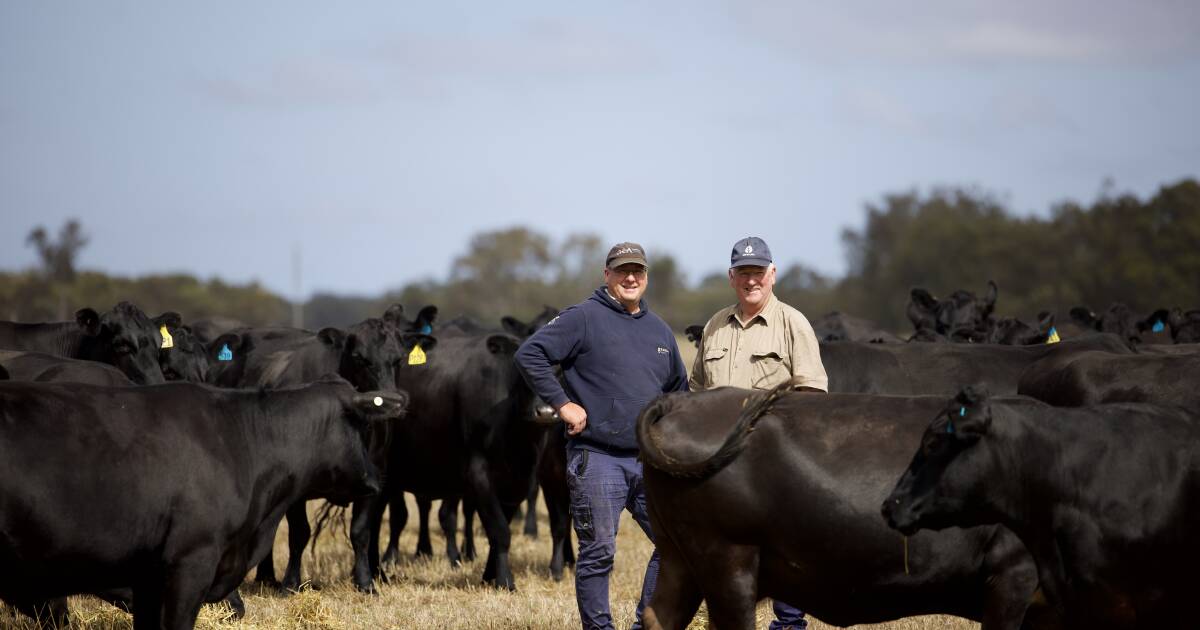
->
<box><xmin>729</xmin><ymin>293</ymin><xmax>779</xmax><ymax>328</ymax></box>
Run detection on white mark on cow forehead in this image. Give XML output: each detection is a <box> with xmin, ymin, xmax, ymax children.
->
<box><xmin>373</xmin><ymin>396</ymin><xmax>383</xmax><ymax>406</ymax></box>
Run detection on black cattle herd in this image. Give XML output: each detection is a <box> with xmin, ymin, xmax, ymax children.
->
<box><xmin>0</xmin><ymin>281</ymin><xmax>1197</xmax><ymax>629</ymax></box>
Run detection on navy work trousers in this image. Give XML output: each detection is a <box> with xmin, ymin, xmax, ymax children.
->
<box><xmin>566</xmin><ymin>447</ymin><xmax>660</xmax><ymax>630</ymax></box>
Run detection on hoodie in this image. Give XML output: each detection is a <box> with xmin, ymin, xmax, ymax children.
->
<box><xmin>515</xmin><ymin>286</ymin><xmax>689</xmax><ymax>454</ymax></box>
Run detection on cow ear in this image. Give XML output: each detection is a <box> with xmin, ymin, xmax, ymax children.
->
<box><xmin>75</xmin><ymin>308</ymin><xmax>101</xmax><ymax>336</ymax></box>
<box><xmin>1069</xmin><ymin>306</ymin><xmax>1098</xmax><ymax>330</ymax></box>
<box><xmin>1036</xmin><ymin>311</ymin><xmax>1055</xmax><ymax>332</ymax></box>
<box><xmin>1138</xmin><ymin>309</ymin><xmax>1170</xmax><ymax>334</ymax></box>
<box><xmin>983</xmin><ymin>281</ymin><xmax>998</xmax><ymax>316</ymax></box>
<box><xmin>154</xmin><ymin>312</ymin><xmax>183</xmax><ymax>331</ymax></box>
<box><xmin>907</xmin><ymin>289</ymin><xmax>938</xmax><ymax>328</ymax></box>
<box><xmin>398</xmin><ymin>333</ymin><xmax>436</xmax><ymax>354</ymax></box>
<box><xmin>949</xmin><ymin>386</ymin><xmax>991</xmax><ymax>436</ymax></box>
<box><xmin>318</xmin><ymin>327</ymin><xmax>346</xmax><ymax>349</ymax></box>
<box><xmin>415</xmin><ymin>306</ymin><xmax>438</xmax><ymax>330</ymax></box>
<box><xmin>382</xmin><ymin>304</ymin><xmax>406</xmax><ymax>327</ymax></box>
<box><xmin>685</xmin><ymin>325</ymin><xmax>704</xmax><ymax>347</ymax></box>
<box><xmin>487</xmin><ymin>334</ymin><xmax>520</xmax><ymax>355</ymax></box>
<box><xmin>210</xmin><ymin>333</ymin><xmax>242</xmax><ymax>361</ymax></box>
<box><xmin>501</xmin><ymin>316</ymin><xmax>527</xmax><ymax>338</ymax></box>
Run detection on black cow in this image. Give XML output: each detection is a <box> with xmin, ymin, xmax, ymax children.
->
<box><xmin>1068</xmin><ymin>303</ymin><xmax>1171</xmax><ymax>346</ymax></box>
<box><xmin>986</xmin><ymin>312</ymin><xmax>1056</xmax><ymax>346</ymax></box>
<box><xmin>380</xmin><ymin>308</ymin><xmax>575</xmax><ymax>582</ymax></box>
<box><xmin>365</xmin><ymin>329</ymin><xmax>546</xmax><ymax>590</ymax></box>
<box><xmin>821</xmin><ymin>333</ymin><xmax>1130</xmax><ymax>396</ymax></box>
<box><xmin>158</xmin><ymin>324</ymin><xmax>212</xmax><ymax>383</ymax></box>
<box><xmin>0</xmin><ymin>350</ymin><xmax>133</xmax><ymax>386</ymax></box>
<box><xmin>907</xmin><ymin>281</ymin><xmax>997</xmax><ymax>341</ymax></box>
<box><xmin>0</xmin><ymin>378</ymin><xmax>405</xmax><ymax>630</ymax></box>
<box><xmin>0</xmin><ymin>302</ymin><xmax>173</xmax><ymax>384</ymax></box>
<box><xmin>1018</xmin><ymin>347</ymin><xmax>1200</xmax><ymax>408</ymax></box>
<box><xmin>215</xmin><ymin>317</ymin><xmax>432</xmax><ymax>592</ymax></box>
<box><xmin>884</xmin><ymin>387</ymin><xmax>1200</xmax><ymax>628</ymax></box>
<box><xmin>810</xmin><ymin>311</ymin><xmax>902</xmax><ymax>343</ymax></box>
<box><xmin>1167</xmin><ymin>308</ymin><xmax>1200</xmax><ymax>343</ymax></box>
<box><xmin>637</xmin><ymin>385</ymin><xmax>1049</xmax><ymax>630</ymax></box>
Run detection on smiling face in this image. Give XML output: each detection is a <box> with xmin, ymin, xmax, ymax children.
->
<box><xmin>603</xmin><ymin>263</ymin><xmax>648</xmax><ymax>312</ymax></box>
<box><xmin>728</xmin><ymin>264</ymin><xmax>776</xmax><ymax>315</ymax></box>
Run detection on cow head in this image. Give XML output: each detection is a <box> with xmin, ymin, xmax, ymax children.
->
<box><xmin>157</xmin><ymin>319</ymin><xmax>211</xmax><ymax>383</ymax></box>
<box><xmin>336</xmin><ymin>319</ymin><xmax>436</xmax><ymax>393</ymax></box>
<box><xmin>1071</xmin><ymin>303</ymin><xmax>1170</xmax><ymax>345</ymax></box>
<box><xmin>501</xmin><ymin>305</ymin><xmax>559</xmax><ymax>339</ymax></box>
<box><xmin>382</xmin><ymin>303</ymin><xmax>439</xmax><ymax>335</ymax></box>
<box><xmin>76</xmin><ymin>302</ymin><xmax>169</xmax><ymax>385</ymax></box>
<box><xmin>987</xmin><ymin>312</ymin><xmax>1055</xmax><ymax>345</ymax></box>
<box><xmin>314</xmin><ymin>381</ymin><xmax>409</xmax><ymax>505</ymax></box>
<box><xmin>907</xmin><ymin>281</ymin><xmax>997</xmax><ymax>341</ymax></box>
<box><xmin>1169</xmin><ymin>309</ymin><xmax>1200</xmax><ymax>343</ymax></box>
<box><xmin>882</xmin><ymin>386</ymin><xmax>997</xmax><ymax>536</ymax></box>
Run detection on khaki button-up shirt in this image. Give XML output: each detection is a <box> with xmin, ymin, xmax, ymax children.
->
<box><xmin>688</xmin><ymin>294</ymin><xmax>828</xmax><ymax>392</ymax></box>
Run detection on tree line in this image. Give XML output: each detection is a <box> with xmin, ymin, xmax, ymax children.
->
<box><xmin>3</xmin><ymin>178</ymin><xmax>1196</xmax><ymax>333</ymax></box>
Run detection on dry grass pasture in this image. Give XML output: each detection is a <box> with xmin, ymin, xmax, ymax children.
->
<box><xmin>0</xmin><ymin>495</ymin><xmax>978</xmax><ymax>630</ymax></box>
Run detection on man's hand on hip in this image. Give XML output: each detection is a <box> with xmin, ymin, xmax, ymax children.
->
<box><xmin>558</xmin><ymin>402</ymin><xmax>587</xmax><ymax>436</ymax></box>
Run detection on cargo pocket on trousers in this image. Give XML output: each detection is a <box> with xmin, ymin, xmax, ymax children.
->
<box><xmin>567</xmin><ymin>450</ymin><xmax>593</xmax><ymax>540</ymax></box>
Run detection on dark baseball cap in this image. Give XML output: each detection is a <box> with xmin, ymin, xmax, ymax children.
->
<box><xmin>606</xmin><ymin>242</ymin><xmax>648</xmax><ymax>269</ymax></box>
<box><xmin>730</xmin><ymin>236</ymin><xmax>772</xmax><ymax>268</ymax></box>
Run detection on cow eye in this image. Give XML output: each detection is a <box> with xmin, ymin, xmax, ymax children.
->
<box><xmin>114</xmin><ymin>342</ymin><xmax>135</xmax><ymax>355</ymax></box>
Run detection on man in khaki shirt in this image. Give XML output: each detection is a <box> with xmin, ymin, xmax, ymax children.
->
<box><xmin>688</xmin><ymin>236</ymin><xmax>826</xmax><ymax>630</ymax></box>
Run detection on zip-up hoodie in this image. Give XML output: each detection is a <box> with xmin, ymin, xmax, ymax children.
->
<box><xmin>515</xmin><ymin>286</ymin><xmax>689</xmax><ymax>454</ymax></box>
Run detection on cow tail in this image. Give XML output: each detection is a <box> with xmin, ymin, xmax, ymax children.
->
<box><xmin>638</xmin><ymin>382</ymin><xmax>790</xmax><ymax>480</ymax></box>
<box><xmin>310</xmin><ymin>501</ymin><xmax>349</xmax><ymax>557</ymax></box>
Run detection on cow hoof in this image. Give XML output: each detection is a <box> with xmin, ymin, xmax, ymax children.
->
<box><xmin>355</xmin><ymin>581</ymin><xmax>378</xmax><ymax>596</ymax></box>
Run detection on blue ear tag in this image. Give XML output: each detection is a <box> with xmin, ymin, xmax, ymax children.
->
<box><xmin>419</xmin><ymin>324</ymin><xmax>432</xmax><ymax>335</ymax></box>
<box><xmin>1152</xmin><ymin>320</ymin><xmax>1165</xmax><ymax>333</ymax></box>
<box><xmin>218</xmin><ymin>344</ymin><xmax>233</xmax><ymax>362</ymax></box>
<box><xmin>946</xmin><ymin>421</ymin><xmax>954</xmax><ymax>434</ymax></box>
<box><xmin>960</xmin><ymin>407</ymin><xmax>966</xmax><ymax>417</ymax></box>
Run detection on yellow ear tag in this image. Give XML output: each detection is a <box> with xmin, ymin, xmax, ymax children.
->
<box><xmin>407</xmin><ymin>344</ymin><xmax>426</xmax><ymax>366</ymax></box>
<box><xmin>160</xmin><ymin>325</ymin><xmax>174</xmax><ymax>349</ymax></box>
<box><xmin>1046</xmin><ymin>327</ymin><xmax>1061</xmax><ymax>344</ymax></box>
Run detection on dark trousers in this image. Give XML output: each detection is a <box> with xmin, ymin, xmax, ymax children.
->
<box><xmin>566</xmin><ymin>447</ymin><xmax>660</xmax><ymax>630</ymax></box>
<box><xmin>769</xmin><ymin>599</ymin><xmax>807</xmax><ymax>629</ymax></box>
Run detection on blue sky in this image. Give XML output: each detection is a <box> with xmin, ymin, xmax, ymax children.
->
<box><xmin>2</xmin><ymin>1</ymin><xmax>1198</xmax><ymax>300</ymax></box>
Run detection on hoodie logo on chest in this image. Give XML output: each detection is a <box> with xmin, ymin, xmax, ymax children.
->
<box><xmin>657</xmin><ymin>347</ymin><xmax>669</xmax><ymax>355</ymax></box>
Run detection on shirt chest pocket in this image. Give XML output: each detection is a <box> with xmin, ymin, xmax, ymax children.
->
<box><xmin>702</xmin><ymin>346</ymin><xmax>728</xmax><ymax>386</ymax></box>
<box><xmin>749</xmin><ymin>348</ymin><xmax>790</xmax><ymax>390</ymax></box>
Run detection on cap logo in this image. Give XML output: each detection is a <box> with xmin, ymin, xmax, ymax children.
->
<box><xmin>614</xmin><ymin>247</ymin><xmax>641</xmax><ymax>256</ymax></box>
<box><xmin>744</xmin><ymin>245</ymin><xmax>753</xmax><ymax>254</ymax></box>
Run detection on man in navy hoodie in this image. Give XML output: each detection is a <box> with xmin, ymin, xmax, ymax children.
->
<box><xmin>515</xmin><ymin>241</ymin><xmax>688</xmax><ymax>630</ymax></box>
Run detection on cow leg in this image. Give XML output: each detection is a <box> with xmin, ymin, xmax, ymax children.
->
<box><xmin>523</xmin><ymin>477</ymin><xmax>539</xmax><ymax>538</ymax></box>
<box><xmin>351</xmin><ymin>492</ymin><xmax>388</xmax><ymax>594</ymax></box>
<box><xmin>224</xmin><ymin>589</ymin><xmax>246</xmax><ymax>620</ymax></box>
<box><xmin>381</xmin><ymin>490</ymin><xmax>407</xmax><ymax>567</ymax></box>
<box><xmin>437</xmin><ymin>496</ymin><xmax>463</xmax><ymax>566</ymax></box>
<box><xmin>462</xmin><ymin>498</ymin><xmax>478</xmax><ymax>562</ymax></box>
<box><xmin>980</xmin><ymin>529</ymin><xmax>1043</xmax><ymax>630</ymax></box>
<box><xmin>131</xmin><ymin>576</ymin><xmax>165</xmax><ymax>630</ymax></box>
<box><xmin>415</xmin><ymin>495</ymin><xmax>434</xmax><ymax>557</ymax></box>
<box><xmin>541</xmin><ymin>461</ymin><xmax>572</xmax><ymax>580</ymax></box>
<box><xmin>280</xmin><ymin>501</ymin><xmax>310</xmax><ymax>591</ymax></box>
<box><xmin>641</xmin><ymin>528</ymin><xmax>702</xmax><ymax>630</ymax></box>
<box><xmin>467</xmin><ymin>454</ymin><xmax>515</xmax><ymax>590</ymax></box>
<box><xmin>253</xmin><ymin>523</ymin><xmax>281</xmax><ymax>587</ymax></box>
<box><xmin>11</xmin><ymin>599</ymin><xmax>69</xmax><ymax>629</ymax></box>
<box><xmin>160</xmin><ymin>555</ymin><xmax>217</xmax><ymax>630</ymax></box>
<box><xmin>690</xmin><ymin>544</ymin><xmax>759</xmax><ymax>630</ymax></box>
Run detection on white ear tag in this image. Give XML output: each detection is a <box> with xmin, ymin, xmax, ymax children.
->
<box><xmin>373</xmin><ymin>396</ymin><xmax>383</xmax><ymax>407</ymax></box>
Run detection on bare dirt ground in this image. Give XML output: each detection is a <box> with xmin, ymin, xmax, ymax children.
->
<box><xmin>0</xmin><ymin>495</ymin><xmax>978</xmax><ymax>629</ymax></box>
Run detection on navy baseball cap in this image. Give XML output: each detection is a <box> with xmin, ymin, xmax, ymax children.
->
<box><xmin>730</xmin><ymin>236</ymin><xmax>772</xmax><ymax>268</ymax></box>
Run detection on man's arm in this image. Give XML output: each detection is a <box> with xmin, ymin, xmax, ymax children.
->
<box><xmin>789</xmin><ymin>314</ymin><xmax>829</xmax><ymax>392</ymax></box>
<box><xmin>687</xmin><ymin>329</ymin><xmax>708</xmax><ymax>392</ymax></box>
<box><xmin>514</xmin><ymin>307</ymin><xmax>586</xmax><ymax>411</ymax></box>
<box><xmin>664</xmin><ymin>333</ymin><xmax>690</xmax><ymax>394</ymax></box>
